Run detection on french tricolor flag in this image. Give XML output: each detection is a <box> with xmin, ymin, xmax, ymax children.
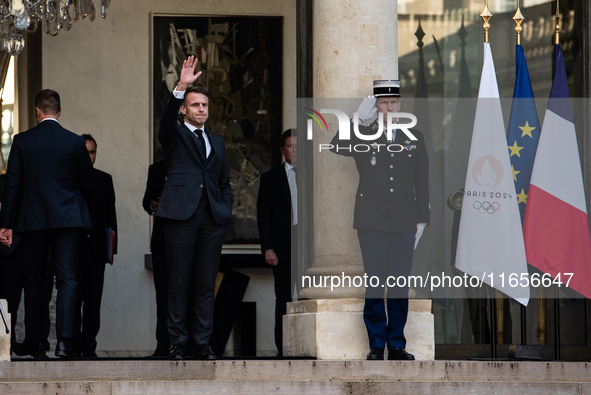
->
<box><xmin>523</xmin><ymin>44</ymin><xmax>591</xmax><ymax>299</ymax></box>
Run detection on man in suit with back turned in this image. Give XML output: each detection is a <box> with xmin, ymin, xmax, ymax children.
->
<box><xmin>0</xmin><ymin>89</ymin><xmax>94</xmax><ymax>358</ymax></box>
<box><xmin>157</xmin><ymin>55</ymin><xmax>232</xmax><ymax>360</ymax></box>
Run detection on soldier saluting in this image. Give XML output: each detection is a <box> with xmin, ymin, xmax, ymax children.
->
<box><xmin>330</xmin><ymin>80</ymin><xmax>430</xmax><ymax>361</ymax></box>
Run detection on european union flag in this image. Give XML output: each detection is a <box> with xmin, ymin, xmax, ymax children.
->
<box><xmin>507</xmin><ymin>44</ymin><xmax>540</xmax><ymax>222</ymax></box>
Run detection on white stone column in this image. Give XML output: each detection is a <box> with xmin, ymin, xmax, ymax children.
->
<box><xmin>285</xmin><ymin>0</ymin><xmax>435</xmax><ymax>360</ymax></box>
<box><xmin>303</xmin><ymin>0</ymin><xmax>399</xmax><ymax>299</ymax></box>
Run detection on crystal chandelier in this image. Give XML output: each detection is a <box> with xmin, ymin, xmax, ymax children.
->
<box><xmin>0</xmin><ymin>0</ymin><xmax>111</xmax><ymax>56</ymax></box>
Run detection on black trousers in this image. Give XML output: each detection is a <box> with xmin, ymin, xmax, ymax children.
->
<box><xmin>272</xmin><ymin>225</ymin><xmax>296</xmax><ymax>355</ymax></box>
<box><xmin>164</xmin><ymin>207</ymin><xmax>225</xmax><ymax>347</ymax></box>
<box><xmin>151</xmin><ymin>250</ymin><xmax>170</xmax><ymax>352</ymax></box>
<box><xmin>153</xmin><ymin>248</ymin><xmax>196</xmax><ymax>353</ymax></box>
<box><xmin>73</xmin><ymin>235</ymin><xmax>106</xmax><ymax>355</ymax></box>
<box><xmin>272</xmin><ymin>258</ymin><xmax>291</xmax><ymax>354</ymax></box>
<box><xmin>40</xmin><ymin>261</ymin><xmax>56</xmax><ymax>351</ymax></box>
<box><xmin>19</xmin><ymin>228</ymin><xmax>82</xmax><ymax>343</ymax></box>
<box><xmin>0</xmin><ymin>246</ymin><xmax>24</xmax><ymax>343</ymax></box>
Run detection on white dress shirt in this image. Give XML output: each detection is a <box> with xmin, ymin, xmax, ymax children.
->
<box><xmin>284</xmin><ymin>162</ymin><xmax>297</xmax><ymax>226</ymax></box>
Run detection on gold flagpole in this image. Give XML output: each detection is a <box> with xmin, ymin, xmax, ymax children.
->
<box><xmin>539</xmin><ymin>0</ymin><xmax>561</xmax><ymax>349</ymax></box>
<box><xmin>513</xmin><ymin>1</ymin><xmax>524</xmax><ymax>45</ymax></box>
<box><xmin>481</xmin><ymin>0</ymin><xmax>505</xmax><ymax>345</ymax></box>
<box><xmin>513</xmin><ymin>1</ymin><xmax>547</xmax><ymax>346</ymax></box>
<box><xmin>481</xmin><ymin>1</ymin><xmax>492</xmax><ymax>43</ymax></box>
<box><xmin>554</xmin><ymin>0</ymin><xmax>560</xmax><ymax>44</ymax></box>
<box><xmin>533</xmin><ymin>0</ymin><xmax>562</xmax><ymax>350</ymax></box>
<box><xmin>512</xmin><ymin>2</ymin><xmax>533</xmax><ymax>348</ymax></box>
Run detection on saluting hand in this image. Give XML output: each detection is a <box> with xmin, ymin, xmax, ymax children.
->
<box><xmin>355</xmin><ymin>96</ymin><xmax>377</xmax><ymax>124</ymax></box>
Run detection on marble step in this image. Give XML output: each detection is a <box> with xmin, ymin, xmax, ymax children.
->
<box><xmin>1</xmin><ymin>360</ymin><xmax>590</xmax><ymax>394</ymax></box>
<box><xmin>1</xmin><ymin>379</ymin><xmax>588</xmax><ymax>395</ymax></box>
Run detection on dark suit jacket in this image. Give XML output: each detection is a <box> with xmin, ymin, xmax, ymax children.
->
<box><xmin>142</xmin><ymin>160</ymin><xmax>166</xmax><ymax>253</ymax></box>
<box><xmin>0</xmin><ymin>119</ymin><xmax>94</xmax><ymax>232</ymax></box>
<box><xmin>0</xmin><ymin>175</ymin><xmax>19</xmax><ymax>255</ymax></box>
<box><xmin>85</xmin><ymin>168</ymin><xmax>117</xmax><ymax>262</ymax></box>
<box><xmin>330</xmin><ymin>120</ymin><xmax>430</xmax><ymax>233</ymax></box>
<box><xmin>156</xmin><ymin>94</ymin><xmax>232</xmax><ymax>225</ymax></box>
<box><xmin>257</xmin><ymin>165</ymin><xmax>292</xmax><ymax>260</ymax></box>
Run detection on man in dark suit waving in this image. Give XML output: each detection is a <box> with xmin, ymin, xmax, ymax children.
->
<box><xmin>0</xmin><ymin>89</ymin><xmax>94</xmax><ymax>358</ymax></box>
<box><xmin>257</xmin><ymin>129</ymin><xmax>297</xmax><ymax>355</ymax></box>
<box><xmin>157</xmin><ymin>55</ymin><xmax>232</xmax><ymax>360</ymax></box>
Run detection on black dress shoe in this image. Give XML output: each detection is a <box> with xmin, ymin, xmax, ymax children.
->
<box><xmin>55</xmin><ymin>339</ymin><xmax>75</xmax><ymax>358</ymax></box>
<box><xmin>388</xmin><ymin>348</ymin><xmax>415</xmax><ymax>360</ymax></box>
<box><xmin>151</xmin><ymin>349</ymin><xmax>169</xmax><ymax>357</ymax></box>
<box><xmin>169</xmin><ymin>344</ymin><xmax>186</xmax><ymax>360</ymax></box>
<box><xmin>366</xmin><ymin>347</ymin><xmax>384</xmax><ymax>360</ymax></box>
<box><xmin>13</xmin><ymin>340</ymin><xmax>46</xmax><ymax>358</ymax></box>
<box><xmin>11</xmin><ymin>341</ymin><xmax>25</xmax><ymax>356</ymax></box>
<box><xmin>194</xmin><ymin>343</ymin><xmax>216</xmax><ymax>360</ymax></box>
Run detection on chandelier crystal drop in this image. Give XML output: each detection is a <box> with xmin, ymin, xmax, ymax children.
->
<box><xmin>0</xmin><ymin>0</ymin><xmax>110</xmax><ymax>56</ymax></box>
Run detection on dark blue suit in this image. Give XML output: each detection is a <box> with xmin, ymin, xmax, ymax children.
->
<box><xmin>157</xmin><ymin>93</ymin><xmax>232</xmax><ymax>348</ymax></box>
<box><xmin>0</xmin><ymin>119</ymin><xmax>94</xmax><ymax>346</ymax></box>
<box><xmin>331</xmin><ymin>120</ymin><xmax>429</xmax><ymax>350</ymax></box>
<box><xmin>257</xmin><ymin>165</ymin><xmax>293</xmax><ymax>353</ymax></box>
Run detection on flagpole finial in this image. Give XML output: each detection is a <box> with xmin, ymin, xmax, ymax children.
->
<box><xmin>513</xmin><ymin>3</ymin><xmax>524</xmax><ymax>45</ymax></box>
<box><xmin>458</xmin><ymin>14</ymin><xmax>468</xmax><ymax>46</ymax></box>
<box><xmin>554</xmin><ymin>0</ymin><xmax>561</xmax><ymax>44</ymax></box>
<box><xmin>415</xmin><ymin>17</ymin><xmax>425</xmax><ymax>49</ymax></box>
<box><xmin>481</xmin><ymin>1</ymin><xmax>493</xmax><ymax>43</ymax></box>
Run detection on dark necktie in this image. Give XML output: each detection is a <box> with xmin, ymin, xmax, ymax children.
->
<box><xmin>196</xmin><ymin>129</ymin><xmax>208</xmax><ymax>157</ymax></box>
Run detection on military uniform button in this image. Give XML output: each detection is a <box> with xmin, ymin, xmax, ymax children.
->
<box><xmin>390</xmin><ymin>177</ymin><xmax>393</xmax><ymax>181</ymax></box>
<box><xmin>390</xmin><ymin>165</ymin><xmax>393</xmax><ymax>168</ymax></box>
<box><xmin>391</xmin><ymin>153</ymin><xmax>394</xmax><ymax>157</ymax></box>
<box><xmin>360</xmin><ymin>193</ymin><xmax>364</xmax><ymax>197</ymax></box>
<box><xmin>390</xmin><ymin>189</ymin><xmax>394</xmax><ymax>192</ymax></box>
<box><xmin>408</xmin><ymin>154</ymin><xmax>412</xmax><ymax>157</ymax></box>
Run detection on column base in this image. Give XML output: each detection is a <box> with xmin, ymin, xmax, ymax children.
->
<box><xmin>0</xmin><ymin>299</ymin><xmax>10</xmax><ymax>362</ymax></box>
<box><xmin>283</xmin><ymin>298</ymin><xmax>434</xmax><ymax>360</ymax></box>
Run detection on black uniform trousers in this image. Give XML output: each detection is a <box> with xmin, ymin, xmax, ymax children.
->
<box><xmin>358</xmin><ymin>229</ymin><xmax>414</xmax><ymax>350</ymax></box>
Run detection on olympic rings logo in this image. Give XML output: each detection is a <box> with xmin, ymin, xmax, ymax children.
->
<box><xmin>473</xmin><ymin>201</ymin><xmax>500</xmax><ymax>214</ymax></box>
